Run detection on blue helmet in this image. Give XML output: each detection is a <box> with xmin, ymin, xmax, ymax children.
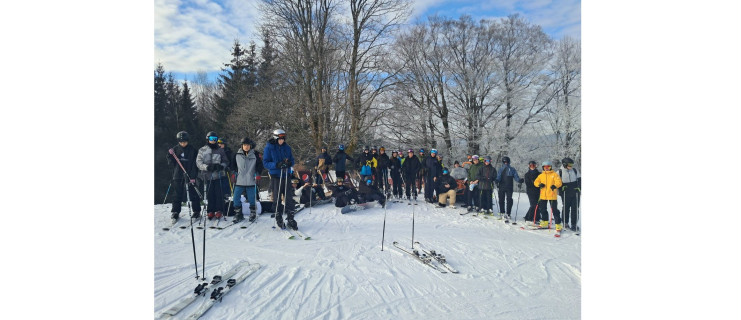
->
<box><xmin>430</xmin><ymin>148</ymin><xmax>438</xmax><ymax>154</ymax></box>
<box><xmin>366</xmin><ymin>179</ymin><xmax>373</xmax><ymax>185</ymax></box>
<box><xmin>338</xmin><ymin>144</ymin><xmax>345</xmax><ymax>150</ymax></box>
<box><xmin>419</xmin><ymin>148</ymin><xmax>425</xmax><ymax>153</ymax></box>
<box><xmin>442</xmin><ymin>168</ymin><xmax>449</xmax><ymax>174</ymax></box>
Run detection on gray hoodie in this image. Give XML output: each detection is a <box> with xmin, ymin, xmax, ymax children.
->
<box><xmin>235</xmin><ymin>148</ymin><xmax>259</xmax><ymax>186</ymax></box>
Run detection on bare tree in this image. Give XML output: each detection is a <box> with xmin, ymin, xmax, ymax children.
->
<box><xmin>545</xmin><ymin>36</ymin><xmax>581</xmax><ymax>164</ymax></box>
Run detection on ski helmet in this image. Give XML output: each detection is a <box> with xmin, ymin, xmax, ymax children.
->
<box><xmin>472</xmin><ymin>155</ymin><xmax>479</xmax><ymax>160</ymax></box>
<box><xmin>528</xmin><ymin>160</ymin><xmax>537</xmax><ymax>166</ymax></box>
<box><xmin>484</xmin><ymin>156</ymin><xmax>492</xmax><ymax>162</ymax></box>
<box><xmin>562</xmin><ymin>157</ymin><xmax>574</xmax><ymax>166</ymax></box>
<box><xmin>391</xmin><ymin>150</ymin><xmax>398</xmax><ymax>155</ymax></box>
<box><xmin>336</xmin><ymin>177</ymin><xmax>344</xmax><ymax>183</ymax></box>
<box><xmin>364</xmin><ymin>146</ymin><xmax>369</xmax><ymax>151</ymax></box>
<box><xmin>430</xmin><ymin>148</ymin><xmax>438</xmax><ymax>154</ymax></box>
<box><xmin>206</xmin><ymin>131</ymin><xmax>218</xmax><ymax>141</ymax></box>
<box><xmin>366</xmin><ymin>179</ymin><xmax>373</xmax><ymax>185</ymax></box>
<box><xmin>217</xmin><ymin>138</ymin><xmax>226</xmax><ymax>144</ymax></box>
<box><xmin>419</xmin><ymin>148</ymin><xmax>425</xmax><ymax>153</ymax></box>
<box><xmin>272</xmin><ymin>129</ymin><xmax>286</xmax><ymax>140</ymax></box>
<box><xmin>408</xmin><ymin>149</ymin><xmax>414</xmax><ymax>153</ymax></box>
<box><xmin>542</xmin><ymin>160</ymin><xmax>553</xmax><ymax>168</ymax></box>
<box><xmin>338</xmin><ymin>144</ymin><xmax>345</xmax><ymax>150</ymax></box>
<box><xmin>442</xmin><ymin>168</ymin><xmax>449</xmax><ymax>175</ymax></box>
<box><xmin>502</xmin><ymin>156</ymin><xmax>510</xmax><ymax>164</ymax></box>
<box><xmin>176</xmin><ymin>131</ymin><xmax>189</xmax><ymax>142</ymax></box>
<box><xmin>371</xmin><ymin>146</ymin><xmax>377</xmax><ymax>151</ymax></box>
<box><xmin>241</xmin><ymin>137</ymin><xmax>255</xmax><ymax>149</ymax></box>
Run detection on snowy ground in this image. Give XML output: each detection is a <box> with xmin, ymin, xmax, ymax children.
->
<box><xmin>154</xmin><ymin>190</ymin><xmax>581</xmax><ymax>319</ymax></box>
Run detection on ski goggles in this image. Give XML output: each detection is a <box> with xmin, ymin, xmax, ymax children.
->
<box><xmin>484</xmin><ymin>160</ymin><xmax>491</xmax><ymax>163</ymax></box>
<box><xmin>208</xmin><ymin>136</ymin><xmax>218</xmax><ymax>142</ymax></box>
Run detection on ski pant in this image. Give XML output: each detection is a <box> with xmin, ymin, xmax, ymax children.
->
<box><xmin>220</xmin><ymin>175</ymin><xmax>232</xmax><ymax>200</ymax></box>
<box><xmin>231</xmin><ymin>185</ymin><xmax>256</xmax><ymax>215</ymax></box>
<box><xmin>466</xmin><ymin>185</ymin><xmax>480</xmax><ymax>208</ymax></box>
<box><xmin>170</xmin><ymin>179</ymin><xmax>201</xmax><ymax>214</ymax></box>
<box><xmin>478</xmin><ymin>189</ymin><xmax>493</xmax><ymax>211</ymax></box>
<box><xmin>417</xmin><ymin>171</ymin><xmax>424</xmax><ymax>193</ymax></box>
<box><xmin>538</xmin><ymin>199</ymin><xmax>561</xmax><ymax>225</ymax></box>
<box><xmin>404</xmin><ymin>175</ymin><xmax>417</xmax><ymax>199</ymax></box>
<box><xmin>374</xmin><ymin>168</ymin><xmax>388</xmax><ymax>190</ymax></box>
<box><xmin>359</xmin><ymin>192</ymin><xmax>385</xmax><ymax>205</ymax></box>
<box><xmin>336</xmin><ymin>170</ymin><xmax>346</xmax><ymax>182</ymax></box>
<box><xmin>563</xmin><ymin>191</ymin><xmax>579</xmax><ymax>226</ymax></box>
<box><xmin>524</xmin><ymin>191</ymin><xmax>539</xmax><ymax>222</ymax></box>
<box><xmin>498</xmin><ymin>188</ymin><xmax>514</xmax><ymax>214</ymax></box>
<box><xmin>205</xmin><ymin>178</ymin><xmax>225</xmax><ymax>213</ymax></box>
<box><xmin>438</xmin><ymin>189</ymin><xmax>457</xmax><ymax>206</ymax></box>
<box><xmin>391</xmin><ymin>174</ymin><xmax>402</xmax><ymax>198</ymax></box>
<box><xmin>424</xmin><ymin>176</ymin><xmax>437</xmax><ymax>201</ymax></box>
<box><xmin>270</xmin><ymin>170</ymin><xmax>296</xmax><ymax>222</ymax></box>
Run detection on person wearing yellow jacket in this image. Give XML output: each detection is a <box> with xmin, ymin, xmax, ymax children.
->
<box><xmin>533</xmin><ymin>161</ymin><xmax>564</xmax><ymax>231</ymax></box>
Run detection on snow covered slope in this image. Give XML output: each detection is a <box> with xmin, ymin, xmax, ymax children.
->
<box><xmin>154</xmin><ymin>193</ymin><xmax>581</xmax><ymax>319</ymax></box>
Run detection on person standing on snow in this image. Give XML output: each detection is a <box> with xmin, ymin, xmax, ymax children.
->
<box><xmin>316</xmin><ymin>146</ymin><xmax>333</xmax><ymax>184</ymax></box>
<box><xmin>167</xmin><ymin>131</ymin><xmax>202</xmax><ymax>221</ymax></box>
<box><xmin>474</xmin><ymin>156</ymin><xmax>497</xmax><ymax>214</ymax></box>
<box><xmin>534</xmin><ymin>161</ymin><xmax>563</xmax><ymax>231</ymax></box>
<box><xmin>356</xmin><ymin>146</ymin><xmax>376</xmax><ymax>182</ymax></box>
<box><xmin>231</xmin><ymin>137</ymin><xmax>263</xmax><ymax>222</ymax></box>
<box><xmin>196</xmin><ymin>131</ymin><xmax>230</xmax><ymax>220</ymax></box>
<box><xmin>559</xmin><ymin>157</ymin><xmax>581</xmax><ymax>231</ymax></box>
<box><xmin>374</xmin><ymin>147</ymin><xmax>391</xmax><ymax>192</ymax></box>
<box><xmin>217</xmin><ymin>138</ymin><xmax>234</xmax><ymax>205</ymax></box>
<box><xmin>332</xmin><ymin>144</ymin><xmax>353</xmax><ymax>182</ymax></box>
<box><xmin>401</xmin><ymin>149</ymin><xmax>421</xmax><ymax>200</ymax></box>
<box><xmin>523</xmin><ymin>160</ymin><xmax>541</xmax><ymax>224</ymax></box>
<box><xmin>262</xmin><ymin>129</ymin><xmax>299</xmax><ymax>230</ymax></box>
<box><xmin>423</xmin><ymin>149</ymin><xmax>443</xmax><ymax>203</ymax></box>
<box><xmin>495</xmin><ymin>156</ymin><xmax>525</xmax><ymax>219</ymax></box>
<box><xmin>417</xmin><ymin>148</ymin><xmax>427</xmax><ymax>195</ymax></box>
<box><xmin>389</xmin><ymin>150</ymin><xmax>403</xmax><ymax>200</ymax></box>
<box><xmin>465</xmin><ymin>155</ymin><xmax>483</xmax><ymax>212</ymax></box>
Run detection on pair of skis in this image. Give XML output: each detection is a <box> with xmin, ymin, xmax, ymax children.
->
<box><xmin>272</xmin><ymin>222</ymin><xmax>312</xmax><ymax>240</ymax></box>
<box><xmin>157</xmin><ymin>262</ymin><xmax>261</xmax><ymax>319</ymax></box>
<box><xmin>392</xmin><ymin>241</ymin><xmax>458</xmax><ymax>274</ymax></box>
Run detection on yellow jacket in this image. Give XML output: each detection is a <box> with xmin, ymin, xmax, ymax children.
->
<box><xmin>534</xmin><ymin>169</ymin><xmax>563</xmax><ymax>200</ymax></box>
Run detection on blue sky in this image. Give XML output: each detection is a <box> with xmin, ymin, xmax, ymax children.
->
<box><xmin>155</xmin><ymin>0</ymin><xmax>580</xmax><ymax>80</ymax></box>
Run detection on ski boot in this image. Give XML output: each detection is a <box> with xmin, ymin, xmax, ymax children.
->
<box><xmin>287</xmin><ymin>219</ymin><xmax>298</xmax><ymax>231</ymax></box>
<box><xmin>276</xmin><ymin>218</ymin><xmax>286</xmax><ymax>229</ymax></box>
<box><xmin>191</xmin><ymin>212</ymin><xmax>202</xmax><ymax>220</ymax></box>
<box><xmin>207</xmin><ymin>212</ymin><xmax>215</xmax><ymax>220</ymax></box>
<box><xmin>449</xmin><ymin>205</ymin><xmax>456</xmax><ymax>209</ymax></box>
<box><xmin>234</xmin><ymin>213</ymin><xmax>245</xmax><ymax>222</ymax></box>
<box><xmin>249</xmin><ymin>214</ymin><xmax>257</xmax><ymax>223</ymax></box>
<box><xmin>170</xmin><ymin>212</ymin><xmax>180</xmax><ymax>220</ymax></box>
<box><xmin>215</xmin><ymin>211</ymin><xmax>223</xmax><ymax>219</ymax></box>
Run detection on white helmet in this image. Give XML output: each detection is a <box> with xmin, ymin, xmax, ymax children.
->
<box><xmin>273</xmin><ymin>129</ymin><xmax>286</xmax><ymax>140</ymax></box>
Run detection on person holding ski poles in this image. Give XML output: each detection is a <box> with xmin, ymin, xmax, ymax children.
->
<box><xmin>534</xmin><ymin>161</ymin><xmax>563</xmax><ymax>230</ymax></box>
<box><xmin>196</xmin><ymin>131</ymin><xmax>230</xmax><ymax>220</ymax></box>
<box><xmin>401</xmin><ymin>149</ymin><xmax>421</xmax><ymax>200</ymax></box>
<box><xmin>523</xmin><ymin>160</ymin><xmax>541</xmax><ymax>225</ymax></box>
<box><xmin>495</xmin><ymin>156</ymin><xmax>525</xmax><ymax>220</ymax></box>
<box><xmin>262</xmin><ymin>129</ymin><xmax>298</xmax><ymax>230</ymax></box>
<box><xmin>167</xmin><ymin>131</ymin><xmax>202</xmax><ymax>221</ymax></box>
<box><xmin>389</xmin><ymin>150</ymin><xmax>402</xmax><ymax>199</ymax></box>
<box><xmin>559</xmin><ymin>157</ymin><xmax>581</xmax><ymax>231</ymax></box>
<box><xmin>231</xmin><ymin>137</ymin><xmax>263</xmax><ymax>222</ymax></box>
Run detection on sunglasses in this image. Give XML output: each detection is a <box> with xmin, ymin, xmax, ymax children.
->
<box><xmin>208</xmin><ymin>136</ymin><xmax>218</xmax><ymax>141</ymax></box>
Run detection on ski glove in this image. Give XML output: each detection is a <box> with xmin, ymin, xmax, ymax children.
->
<box><xmin>206</xmin><ymin>164</ymin><xmax>215</xmax><ymax>172</ymax></box>
<box><xmin>189</xmin><ymin>179</ymin><xmax>196</xmax><ymax>185</ymax></box>
<box><xmin>517</xmin><ymin>182</ymin><xmax>523</xmax><ymax>189</ymax></box>
<box><xmin>550</xmin><ymin>185</ymin><xmax>557</xmax><ymax>190</ymax></box>
<box><xmin>519</xmin><ymin>178</ymin><xmax>525</xmax><ymax>183</ymax></box>
<box><xmin>213</xmin><ymin>164</ymin><xmax>223</xmax><ymax>171</ymax></box>
<box><xmin>539</xmin><ymin>183</ymin><xmax>546</xmax><ymax>188</ymax></box>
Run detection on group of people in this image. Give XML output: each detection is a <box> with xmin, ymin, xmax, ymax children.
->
<box><xmin>166</xmin><ymin>128</ymin><xmax>581</xmax><ymax>233</ymax></box>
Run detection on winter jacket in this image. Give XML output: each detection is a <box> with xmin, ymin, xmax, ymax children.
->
<box><xmin>168</xmin><ymin>143</ymin><xmax>199</xmax><ymax>180</ymax></box>
<box><xmin>437</xmin><ymin>174</ymin><xmax>458</xmax><ymax>193</ymax></box>
<box><xmin>222</xmin><ymin>146</ymin><xmax>234</xmax><ymax>171</ymax></box>
<box><xmin>197</xmin><ymin>143</ymin><xmax>229</xmax><ymax>181</ymax></box>
<box><xmin>234</xmin><ymin>148</ymin><xmax>263</xmax><ymax>186</ymax></box>
<box><xmin>401</xmin><ymin>155</ymin><xmax>421</xmax><ymax>179</ymax></box>
<box><xmin>467</xmin><ymin>162</ymin><xmax>483</xmax><ymax>182</ymax></box>
<box><xmin>559</xmin><ymin>167</ymin><xmax>581</xmax><ymax>188</ymax></box>
<box><xmin>450</xmin><ymin>167</ymin><xmax>468</xmax><ymax>180</ymax></box>
<box><xmin>534</xmin><ymin>170</ymin><xmax>563</xmax><ymax>201</ymax></box>
<box><xmin>332</xmin><ymin>150</ymin><xmax>353</xmax><ymax>172</ymax></box>
<box><xmin>317</xmin><ymin>151</ymin><xmax>333</xmax><ymax>171</ymax></box>
<box><xmin>330</xmin><ymin>185</ymin><xmax>358</xmax><ymax>207</ymax></box>
<box><xmin>476</xmin><ymin>164</ymin><xmax>497</xmax><ymax>190</ymax></box>
<box><xmin>389</xmin><ymin>157</ymin><xmax>402</xmax><ymax>177</ymax></box>
<box><xmin>262</xmin><ymin>138</ymin><xmax>295</xmax><ymax>176</ymax></box>
<box><xmin>496</xmin><ymin>164</ymin><xmax>523</xmax><ymax>191</ymax></box>
<box><xmin>356</xmin><ymin>152</ymin><xmax>377</xmax><ymax>170</ymax></box>
<box><xmin>424</xmin><ymin>155</ymin><xmax>443</xmax><ymax>180</ymax></box>
<box><xmin>524</xmin><ymin>168</ymin><xmax>541</xmax><ymax>196</ymax></box>
<box><xmin>376</xmin><ymin>153</ymin><xmax>390</xmax><ymax>170</ymax></box>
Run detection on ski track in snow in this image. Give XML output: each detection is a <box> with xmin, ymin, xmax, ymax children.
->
<box><xmin>155</xmin><ymin>192</ymin><xmax>581</xmax><ymax>319</ymax></box>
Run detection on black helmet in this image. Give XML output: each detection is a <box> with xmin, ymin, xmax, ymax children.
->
<box><xmin>364</xmin><ymin>146</ymin><xmax>369</xmax><ymax>151</ymax></box>
<box><xmin>562</xmin><ymin>157</ymin><xmax>574</xmax><ymax>166</ymax></box>
<box><xmin>206</xmin><ymin>131</ymin><xmax>218</xmax><ymax>138</ymax></box>
<box><xmin>502</xmin><ymin>156</ymin><xmax>510</xmax><ymax>164</ymax></box>
<box><xmin>528</xmin><ymin>160</ymin><xmax>537</xmax><ymax>166</ymax></box>
<box><xmin>176</xmin><ymin>131</ymin><xmax>189</xmax><ymax>142</ymax></box>
<box><xmin>241</xmin><ymin>137</ymin><xmax>255</xmax><ymax>149</ymax></box>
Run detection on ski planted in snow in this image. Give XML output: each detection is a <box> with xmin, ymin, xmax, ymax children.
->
<box><xmin>392</xmin><ymin>241</ymin><xmax>447</xmax><ymax>273</ymax></box>
<box><xmin>414</xmin><ymin>241</ymin><xmax>459</xmax><ymax>273</ymax></box>
<box><xmin>184</xmin><ymin>263</ymin><xmax>261</xmax><ymax>320</ymax></box>
<box><xmin>156</xmin><ymin>261</ymin><xmax>252</xmax><ymax>319</ymax></box>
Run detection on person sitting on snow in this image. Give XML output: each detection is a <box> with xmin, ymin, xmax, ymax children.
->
<box><xmin>329</xmin><ymin>177</ymin><xmax>359</xmax><ymax>208</ymax></box>
<box><xmin>357</xmin><ymin>178</ymin><xmax>386</xmax><ymax>207</ymax></box>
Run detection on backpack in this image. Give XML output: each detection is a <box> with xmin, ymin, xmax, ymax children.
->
<box><xmin>558</xmin><ymin>168</ymin><xmax>578</xmax><ymax>177</ymax></box>
<box><xmin>360</xmin><ymin>161</ymin><xmax>372</xmax><ymax>176</ymax></box>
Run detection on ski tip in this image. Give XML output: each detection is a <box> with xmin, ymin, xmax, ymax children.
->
<box><xmin>161</xmin><ymin>228</ymin><xmax>170</xmax><ymax>231</ymax></box>
<box><xmin>304</xmin><ymin>237</ymin><xmax>312</xmax><ymax>240</ymax></box>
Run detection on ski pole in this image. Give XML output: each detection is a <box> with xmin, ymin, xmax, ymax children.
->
<box><xmin>167</xmin><ymin>149</ymin><xmax>204</xmax><ymax>199</ymax></box>
<box><xmin>283</xmin><ymin>166</ymin><xmax>290</xmax><ymax>220</ymax></box>
<box><xmin>411</xmin><ymin>185</ymin><xmax>416</xmax><ymax>249</ymax></box>
<box><xmin>274</xmin><ymin>169</ymin><xmax>283</xmax><ymax>218</ymax></box>
<box><xmin>309</xmin><ymin>171</ymin><xmax>313</xmax><ymax>215</ymax></box>
<box><xmin>575</xmin><ymin>188</ymin><xmax>580</xmax><ymax>232</ymax></box>
<box><xmin>184</xmin><ymin>178</ymin><xmax>200</xmax><ymax>280</ymax></box>
<box><xmin>381</xmin><ymin>182</ymin><xmax>388</xmax><ymax>251</ymax></box>
<box><xmin>162</xmin><ymin>182</ymin><xmax>172</xmax><ymax>205</ymax></box>
<box><xmin>512</xmin><ymin>184</ymin><xmax>522</xmax><ymax>225</ymax></box>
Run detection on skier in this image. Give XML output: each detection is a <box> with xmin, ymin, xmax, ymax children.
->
<box><xmin>356</xmin><ymin>146</ymin><xmax>376</xmax><ymax>182</ymax></box>
<box><xmin>332</xmin><ymin>144</ymin><xmax>353</xmax><ymax>183</ymax></box>
<box><xmin>262</xmin><ymin>129</ymin><xmax>298</xmax><ymax>230</ymax></box>
<box><xmin>357</xmin><ymin>178</ymin><xmax>386</xmax><ymax>207</ymax></box>
<box><xmin>534</xmin><ymin>161</ymin><xmax>563</xmax><ymax>231</ymax></box>
<box><xmin>465</xmin><ymin>155</ymin><xmax>483</xmax><ymax>212</ymax></box>
<box><xmin>316</xmin><ymin>146</ymin><xmax>332</xmax><ymax>184</ymax></box>
<box><xmin>231</xmin><ymin>137</ymin><xmax>263</xmax><ymax>222</ymax></box>
<box><xmin>401</xmin><ymin>149</ymin><xmax>421</xmax><ymax>200</ymax></box>
<box><xmin>389</xmin><ymin>150</ymin><xmax>402</xmax><ymax>199</ymax></box>
<box><xmin>217</xmin><ymin>138</ymin><xmax>234</xmax><ymax>204</ymax></box>
<box><xmin>559</xmin><ymin>157</ymin><xmax>581</xmax><ymax>231</ymax></box>
<box><xmin>329</xmin><ymin>177</ymin><xmax>359</xmax><ymax>208</ymax></box>
<box><xmin>523</xmin><ymin>160</ymin><xmax>541</xmax><ymax>224</ymax></box>
<box><xmin>436</xmin><ymin>168</ymin><xmax>458</xmax><ymax>208</ymax></box>
<box><xmin>423</xmin><ymin>149</ymin><xmax>443</xmax><ymax>203</ymax></box>
<box><xmin>196</xmin><ymin>131</ymin><xmax>230</xmax><ymax>220</ymax></box>
<box><xmin>474</xmin><ymin>156</ymin><xmax>497</xmax><ymax>214</ymax></box>
<box><xmin>495</xmin><ymin>156</ymin><xmax>525</xmax><ymax>219</ymax></box>
<box><xmin>417</xmin><ymin>148</ymin><xmax>427</xmax><ymax>195</ymax></box>
<box><xmin>375</xmin><ymin>147</ymin><xmax>390</xmax><ymax>191</ymax></box>
<box><xmin>167</xmin><ymin>131</ymin><xmax>202</xmax><ymax>220</ymax></box>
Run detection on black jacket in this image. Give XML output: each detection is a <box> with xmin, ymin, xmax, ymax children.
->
<box><xmin>332</xmin><ymin>150</ymin><xmax>353</xmax><ymax>172</ymax></box>
<box><xmin>424</xmin><ymin>156</ymin><xmax>443</xmax><ymax>179</ymax></box>
<box><xmin>476</xmin><ymin>164</ymin><xmax>497</xmax><ymax>190</ymax></box>
<box><xmin>389</xmin><ymin>157</ymin><xmax>402</xmax><ymax>177</ymax></box>
<box><xmin>524</xmin><ymin>168</ymin><xmax>541</xmax><ymax>195</ymax></box>
<box><xmin>376</xmin><ymin>153</ymin><xmax>390</xmax><ymax>170</ymax></box>
<box><xmin>437</xmin><ymin>174</ymin><xmax>457</xmax><ymax>193</ymax></box>
<box><xmin>401</xmin><ymin>155</ymin><xmax>421</xmax><ymax>179</ymax></box>
<box><xmin>168</xmin><ymin>143</ymin><xmax>199</xmax><ymax>180</ymax></box>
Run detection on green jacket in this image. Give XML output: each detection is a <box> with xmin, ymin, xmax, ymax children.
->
<box><xmin>467</xmin><ymin>162</ymin><xmax>483</xmax><ymax>181</ymax></box>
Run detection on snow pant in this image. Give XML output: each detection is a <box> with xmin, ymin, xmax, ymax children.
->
<box><xmin>359</xmin><ymin>191</ymin><xmax>385</xmax><ymax>206</ymax></box>
<box><xmin>478</xmin><ymin>189</ymin><xmax>493</xmax><ymax>211</ymax></box>
<box><xmin>563</xmin><ymin>190</ymin><xmax>579</xmax><ymax>226</ymax></box>
<box><xmin>391</xmin><ymin>174</ymin><xmax>402</xmax><ymax>198</ymax></box>
<box><xmin>231</xmin><ymin>185</ymin><xmax>256</xmax><ymax>215</ymax></box>
<box><xmin>466</xmin><ymin>185</ymin><xmax>480</xmax><ymax>208</ymax></box>
<box><xmin>335</xmin><ymin>170</ymin><xmax>346</xmax><ymax>182</ymax></box>
<box><xmin>424</xmin><ymin>176</ymin><xmax>437</xmax><ymax>201</ymax></box>
<box><xmin>206</xmin><ymin>178</ymin><xmax>225</xmax><ymax>213</ymax></box>
<box><xmin>404</xmin><ymin>175</ymin><xmax>418</xmax><ymax>199</ymax></box>
<box><xmin>438</xmin><ymin>189</ymin><xmax>457</xmax><ymax>206</ymax></box>
<box><xmin>417</xmin><ymin>171</ymin><xmax>424</xmax><ymax>194</ymax></box>
<box><xmin>220</xmin><ymin>175</ymin><xmax>231</xmax><ymax>199</ymax></box>
<box><xmin>538</xmin><ymin>199</ymin><xmax>561</xmax><ymax>225</ymax></box>
<box><xmin>270</xmin><ymin>170</ymin><xmax>296</xmax><ymax>223</ymax></box>
<box><xmin>498</xmin><ymin>188</ymin><xmax>514</xmax><ymax>214</ymax></box>
<box><xmin>170</xmin><ymin>179</ymin><xmax>201</xmax><ymax>214</ymax></box>
<box><xmin>524</xmin><ymin>191</ymin><xmax>539</xmax><ymax>222</ymax></box>
<box><xmin>374</xmin><ymin>168</ymin><xmax>388</xmax><ymax>190</ymax></box>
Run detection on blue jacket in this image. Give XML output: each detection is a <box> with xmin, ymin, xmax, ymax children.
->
<box><xmin>496</xmin><ymin>164</ymin><xmax>523</xmax><ymax>191</ymax></box>
<box><xmin>262</xmin><ymin>139</ymin><xmax>295</xmax><ymax>176</ymax></box>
